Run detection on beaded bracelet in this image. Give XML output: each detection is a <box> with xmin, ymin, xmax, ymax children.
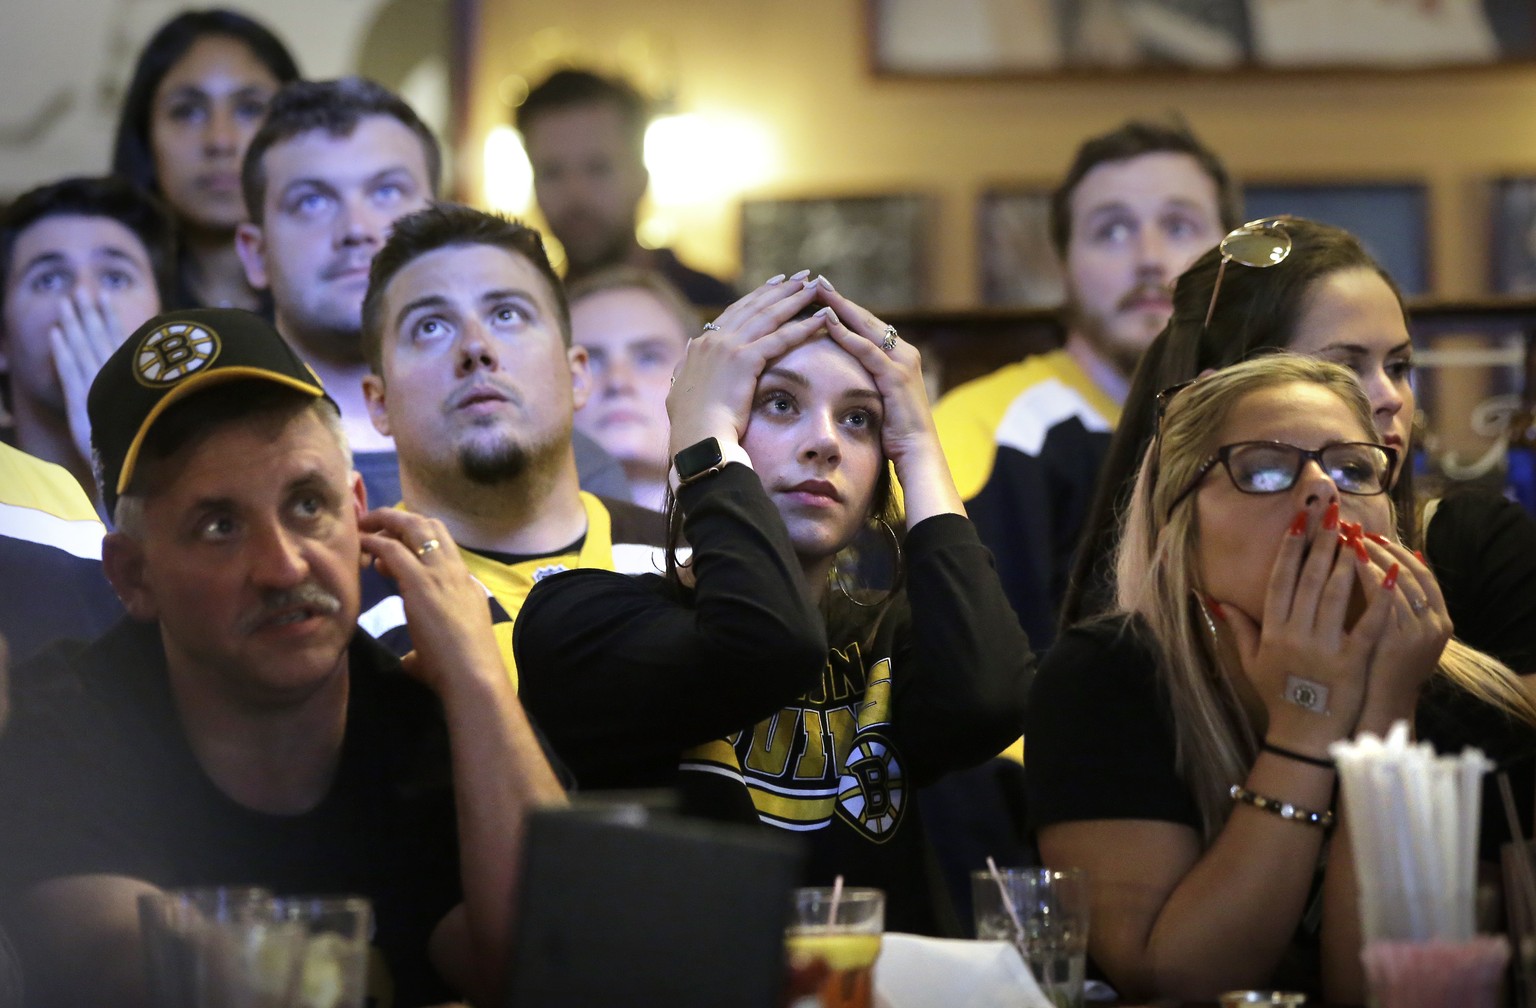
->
<box><xmin>1229</xmin><ymin>784</ymin><xmax>1335</xmax><ymax>830</ymax></box>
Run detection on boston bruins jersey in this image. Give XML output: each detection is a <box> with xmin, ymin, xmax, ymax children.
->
<box><xmin>359</xmin><ymin>492</ymin><xmax>666</xmax><ymax>687</ymax></box>
<box><xmin>932</xmin><ymin>348</ymin><xmax>1119</xmax><ymax>649</ymax></box>
<box><xmin>514</xmin><ymin>464</ymin><xmax>1034</xmax><ymax>935</ymax></box>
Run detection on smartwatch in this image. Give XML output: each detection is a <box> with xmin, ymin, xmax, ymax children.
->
<box><xmin>674</xmin><ymin>437</ymin><xmax>725</xmax><ymax>487</ymax></box>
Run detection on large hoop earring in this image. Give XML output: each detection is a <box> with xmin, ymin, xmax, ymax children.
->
<box><xmin>832</xmin><ymin>517</ymin><xmax>903</xmax><ymax>608</ymax></box>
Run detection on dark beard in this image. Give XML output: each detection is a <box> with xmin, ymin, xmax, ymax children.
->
<box><xmin>458</xmin><ymin>439</ymin><xmax>530</xmax><ymax>485</ymax></box>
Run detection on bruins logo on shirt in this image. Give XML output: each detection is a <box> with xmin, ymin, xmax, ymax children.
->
<box><xmin>134</xmin><ymin>321</ymin><xmax>220</xmax><ymax>386</ymax></box>
<box><xmin>835</xmin><ymin>730</ymin><xmax>905</xmax><ymax>841</ymax></box>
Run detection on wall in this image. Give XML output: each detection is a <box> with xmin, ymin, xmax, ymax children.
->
<box><xmin>465</xmin><ymin>0</ymin><xmax>1536</xmax><ymax>309</ymax></box>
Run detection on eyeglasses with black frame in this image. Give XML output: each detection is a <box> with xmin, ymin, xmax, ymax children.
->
<box><xmin>1203</xmin><ymin>218</ymin><xmax>1292</xmax><ymax>332</ymax></box>
<box><xmin>1165</xmin><ymin>440</ymin><xmax>1398</xmax><ymax>519</ymax></box>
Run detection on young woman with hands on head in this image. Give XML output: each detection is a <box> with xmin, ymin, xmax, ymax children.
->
<box><xmin>513</xmin><ymin>272</ymin><xmax>1034</xmax><ymax>935</ymax></box>
<box><xmin>1025</xmin><ymin>355</ymin><xmax>1536</xmax><ymax>1004</ymax></box>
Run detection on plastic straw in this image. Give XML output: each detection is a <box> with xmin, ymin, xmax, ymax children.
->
<box><xmin>985</xmin><ymin>856</ymin><xmax>1026</xmax><ymax>941</ymax></box>
<box><xmin>828</xmin><ymin>874</ymin><xmax>843</xmax><ymax>926</ymax></box>
<box><xmin>1332</xmin><ymin>721</ymin><xmax>1492</xmax><ymax>944</ymax></box>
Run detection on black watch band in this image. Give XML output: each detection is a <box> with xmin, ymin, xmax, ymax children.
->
<box><xmin>674</xmin><ymin>437</ymin><xmax>725</xmax><ymax>487</ymax></box>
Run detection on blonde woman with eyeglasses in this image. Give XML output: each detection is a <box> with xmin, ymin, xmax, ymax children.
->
<box><xmin>1026</xmin><ymin>354</ymin><xmax>1536</xmax><ymax>1003</ymax></box>
<box><xmin>1065</xmin><ymin>217</ymin><xmax>1536</xmax><ymax>686</ymax></box>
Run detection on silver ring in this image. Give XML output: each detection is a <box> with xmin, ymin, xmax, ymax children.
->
<box><xmin>702</xmin><ymin>322</ymin><xmax>722</xmax><ymax>332</ymax></box>
<box><xmin>416</xmin><ymin>538</ymin><xmax>441</xmax><ymax>558</ymax></box>
<box><xmin>880</xmin><ymin>325</ymin><xmax>898</xmax><ymax>352</ymax></box>
<box><xmin>1410</xmin><ymin>596</ymin><xmax>1428</xmax><ymax>614</ymax></box>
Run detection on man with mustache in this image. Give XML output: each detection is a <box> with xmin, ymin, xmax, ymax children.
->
<box><xmin>357</xmin><ymin>203</ymin><xmax>666</xmax><ymax>684</ymax></box>
<box><xmin>0</xmin><ymin>308</ymin><xmax>566</xmax><ymax>1006</ymax></box>
<box><xmin>236</xmin><ymin>77</ymin><xmax>629</xmax><ymax>508</ymax></box>
<box><xmin>933</xmin><ymin>119</ymin><xmax>1236</xmax><ymax>647</ymax></box>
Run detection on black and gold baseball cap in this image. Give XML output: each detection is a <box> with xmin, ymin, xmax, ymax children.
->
<box><xmin>89</xmin><ymin>308</ymin><xmax>331</xmax><ymax>512</ymax></box>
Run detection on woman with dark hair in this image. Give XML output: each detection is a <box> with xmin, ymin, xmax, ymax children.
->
<box><xmin>112</xmin><ymin>9</ymin><xmax>299</xmax><ymax>312</ymax></box>
<box><xmin>1063</xmin><ymin>216</ymin><xmax>1536</xmax><ymax>676</ymax></box>
<box><xmin>1027</xmin><ymin>354</ymin><xmax>1536</xmax><ymax>1002</ymax></box>
<box><xmin>513</xmin><ymin>275</ymin><xmax>1034</xmax><ymax>934</ymax></box>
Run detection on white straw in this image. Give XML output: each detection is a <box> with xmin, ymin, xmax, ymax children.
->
<box><xmin>828</xmin><ymin>874</ymin><xmax>843</xmax><ymax>927</ymax></box>
<box><xmin>1332</xmin><ymin>721</ymin><xmax>1492</xmax><ymax>944</ymax></box>
<box><xmin>985</xmin><ymin>856</ymin><xmax>1026</xmax><ymax>940</ymax></box>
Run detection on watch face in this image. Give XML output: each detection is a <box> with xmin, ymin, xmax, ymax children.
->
<box><xmin>676</xmin><ymin>437</ymin><xmax>723</xmax><ymax>480</ymax></box>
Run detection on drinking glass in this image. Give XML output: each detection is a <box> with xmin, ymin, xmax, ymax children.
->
<box><xmin>1219</xmin><ymin>992</ymin><xmax>1307</xmax><ymax>1007</ymax></box>
<box><xmin>784</xmin><ymin>886</ymin><xmax>884</xmax><ymax>1008</ymax></box>
<box><xmin>138</xmin><ymin>886</ymin><xmax>304</xmax><ymax>1008</ymax></box>
<box><xmin>971</xmin><ymin>867</ymin><xmax>1089</xmax><ymax>1008</ymax></box>
<box><xmin>279</xmin><ymin>895</ymin><xmax>373</xmax><ymax>1008</ymax></box>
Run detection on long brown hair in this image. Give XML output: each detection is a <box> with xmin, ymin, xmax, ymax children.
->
<box><xmin>1065</xmin><ymin>217</ymin><xmax>1416</xmax><ymax>628</ymax></box>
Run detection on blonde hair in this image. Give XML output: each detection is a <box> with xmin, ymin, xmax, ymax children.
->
<box><xmin>1115</xmin><ymin>353</ymin><xmax>1536</xmax><ymax>841</ymax></box>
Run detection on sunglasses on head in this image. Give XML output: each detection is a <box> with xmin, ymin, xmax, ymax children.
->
<box><xmin>1203</xmin><ymin>218</ymin><xmax>1293</xmax><ymax>332</ymax></box>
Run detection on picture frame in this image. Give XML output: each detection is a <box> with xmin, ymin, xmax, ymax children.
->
<box><xmin>1243</xmin><ymin>180</ymin><xmax>1430</xmax><ymax>295</ymax></box>
<box><xmin>739</xmin><ymin>194</ymin><xmax>932</xmax><ymax>311</ymax></box>
<box><xmin>976</xmin><ymin>187</ymin><xmax>1065</xmax><ymax>308</ymax></box>
<box><xmin>867</xmin><ymin>0</ymin><xmax>1536</xmax><ymax>78</ymax></box>
<box><xmin>1490</xmin><ymin>177</ymin><xmax>1536</xmax><ymax>295</ymax></box>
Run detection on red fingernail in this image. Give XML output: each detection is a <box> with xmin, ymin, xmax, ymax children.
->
<box><xmin>1203</xmin><ymin>595</ymin><xmax>1225</xmax><ymax>622</ymax></box>
<box><xmin>1343</xmin><ymin>521</ymin><xmax>1362</xmax><ymax>541</ymax></box>
<box><xmin>1354</xmin><ymin>536</ymin><xmax>1369</xmax><ymax>563</ymax></box>
<box><xmin>1323</xmin><ymin>501</ymin><xmax>1339</xmax><ymax>531</ymax></box>
<box><xmin>1413</xmin><ymin>550</ymin><xmax>1425</xmax><ymax>563</ymax></box>
<box><xmin>1289</xmin><ymin>510</ymin><xmax>1309</xmax><ymax>536</ymax></box>
<box><xmin>1382</xmin><ymin>563</ymin><xmax>1400</xmax><ymax>590</ymax></box>
<box><xmin>1364</xmin><ymin>531</ymin><xmax>1391</xmax><ymax>546</ymax></box>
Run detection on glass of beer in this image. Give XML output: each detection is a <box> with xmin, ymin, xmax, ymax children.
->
<box><xmin>784</xmin><ymin>886</ymin><xmax>884</xmax><ymax>1008</ymax></box>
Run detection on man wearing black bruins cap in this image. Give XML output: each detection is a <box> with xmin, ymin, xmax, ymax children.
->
<box><xmin>0</xmin><ymin>307</ymin><xmax>566</xmax><ymax>1006</ymax></box>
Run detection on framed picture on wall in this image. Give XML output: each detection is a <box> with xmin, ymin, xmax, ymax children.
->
<box><xmin>976</xmin><ymin>187</ymin><xmax>1065</xmax><ymax>308</ymax></box>
<box><xmin>1490</xmin><ymin>177</ymin><xmax>1536</xmax><ymax>295</ymax></box>
<box><xmin>1242</xmin><ymin>181</ymin><xmax>1430</xmax><ymax>295</ymax></box>
<box><xmin>867</xmin><ymin>0</ymin><xmax>1536</xmax><ymax>77</ymax></box>
<box><xmin>739</xmin><ymin>194</ymin><xmax>931</xmax><ymax>311</ymax></box>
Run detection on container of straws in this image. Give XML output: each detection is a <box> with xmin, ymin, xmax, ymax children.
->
<box><xmin>1332</xmin><ymin>721</ymin><xmax>1509</xmax><ymax>1008</ymax></box>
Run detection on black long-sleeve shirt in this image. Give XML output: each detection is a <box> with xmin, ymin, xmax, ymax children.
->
<box><xmin>514</xmin><ymin>463</ymin><xmax>1034</xmax><ymax>934</ymax></box>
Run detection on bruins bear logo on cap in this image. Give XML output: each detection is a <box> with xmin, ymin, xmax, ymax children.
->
<box><xmin>134</xmin><ymin>321</ymin><xmax>221</xmax><ymax>387</ymax></box>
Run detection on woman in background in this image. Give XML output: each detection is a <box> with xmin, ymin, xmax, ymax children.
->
<box><xmin>1028</xmin><ymin>354</ymin><xmax>1536</xmax><ymax>1002</ymax></box>
<box><xmin>112</xmin><ymin>9</ymin><xmax>299</xmax><ymax>312</ymax></box>
<box><xmin>1064</xmin><ymin>216</ymin><xmax>1536</xmax><ymax>677</ymax></box>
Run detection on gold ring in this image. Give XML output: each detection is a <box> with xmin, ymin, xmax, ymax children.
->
<box><xmin>416</xmin><ymin>538</ymin><xmax>441</xmax><ymax>557</ymax></box>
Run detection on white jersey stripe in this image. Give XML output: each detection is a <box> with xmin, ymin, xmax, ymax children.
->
<box><xmin>996</xmin><ymin>378</ymin><xmax>1114</xmax><ymax>456</ymax></box>
<box><xmin>0</xmin><ymin>502</ymin><xmax>103</xmax><ymax>560</ymax></box>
